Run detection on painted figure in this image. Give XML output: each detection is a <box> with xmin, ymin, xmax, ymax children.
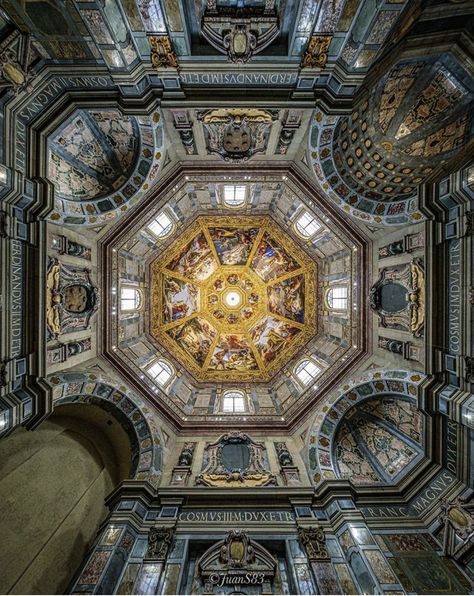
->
<box><xmin>251</xmin><ymin>232</ymin><xmax>300</xmax><ymax>282</ymax></box>
<box><xmin>250</xmin><ymin>316</ymin><xmax>300</xmax><ymax>363</ymax></box>
<box><xmin>209</xmin><ymin>335</ymin><xmax>258</xmax><ymax>371</ymax></box>
<box><xmin>210</xmin><ymin>227</ymin><xmax>258</xmax><ymax>266</ymax></box>
<box><xmin>167</xmin><ymin>232</ymin><xmax>217</xmax><ymax>282</ymax></box>
<box><xmin>162</xmin><ymin>276</ymin><xmax>199</xmax><ymax>323</ymax></box>
<box><xmin>267</xmin><ymin>274</ymin><xmax>305</xmax><ymax>323</ymax></box>
<box><xmin>168</xmin><ymin>317</ymin><xmax>217</xmax><ymax>367</ymax></box>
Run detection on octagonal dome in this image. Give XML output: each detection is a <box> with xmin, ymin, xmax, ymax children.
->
<box><xmin>100</xmin><ymin>165</ymin><xmax>368</xmax><ymax>431</ymax></box>
<box><xmin>150</xmin><ymin>216</ymin><xmax>317</xmax><ymax>382</ymax></box>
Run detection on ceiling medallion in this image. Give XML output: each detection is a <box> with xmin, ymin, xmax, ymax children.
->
<box><xmin>150</xmin><ymin>215</ymin><xmax>317</xmax><ymax>382</ymax></box>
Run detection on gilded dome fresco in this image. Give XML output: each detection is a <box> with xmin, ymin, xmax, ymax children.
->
<box><xmin>102</xmin><ymin>167</ymin><xmax>367</xmax><ymax>430</ymax></box>
<box><xmin>150</xmin><ymin>216</ymin><xmax>316</xmax><ymax>382</ymax></box>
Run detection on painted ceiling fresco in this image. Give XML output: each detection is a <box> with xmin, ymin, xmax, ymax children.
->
<box><xmin>334</xmin><ymin>397</ymin><xmax>424</xmax><ymax>485</ymax></box>
<box><xmin>150</xmin><ymin>216</ymin><xmax>317</xmax><ymax>382</ymax></box>
<box><xmin>48</xmin><ymin>109</ymin><xmax>139</xmax><ymax>201</ymax></box>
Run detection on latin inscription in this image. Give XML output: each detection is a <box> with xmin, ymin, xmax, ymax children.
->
<box><xmin>361</xmin><ymin>470</ymin><xmax>456</xmax><ymax>518</ymax></box>
<box><xmin>178</xmin><ymin>510</ymin><xmax>295</xmax><ymax>523</ymax></box>
<box><xmin>445</xmin><ymin>419</ymin><xmax>458</xmax><ymax>474</ymax></box>
<box><xmin>179</xmin><ymin>73</ymin><xmax>298</xmax><ymax>86</ymax></box>
<box><xmin>11</xmin><ymin>239</ymin><xmax>23</xmax><ymax>358</ymax></box>
<box><xmin>448</xmin><ymin>239</ymin><xmax>461</xmax><ymax>354</ymax></box>
<box><xmin>15</xmin><ymin>76</ymin><xmax>113</xmax><ymax>171</ymax></box>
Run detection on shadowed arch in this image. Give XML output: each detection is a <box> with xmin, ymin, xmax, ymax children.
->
<box><xmin>48</xmin><ymin>371</ymin><xmax>163</xmax><ymax>486</ymax></box>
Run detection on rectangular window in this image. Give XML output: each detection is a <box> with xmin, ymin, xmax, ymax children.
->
<box><xmin>147</xmin><ymin>361</ymin><xmax>172</xmax><ymax>386</ymax></box>
<box><xmin>223</xmin><ymin>185</ymin><xmax>246</xmax><ymax>206</ymax></box>
<box><xmin>121</xmin><ymin>288</ymin><xmax>139</xmax><ymax>311</ymax></box>
<box><xmin>223</xmin><ymin>393</ymin><xmax>246</xmax><ymax>413</ymax></box>
<box><xmin>147</xmin><ymin>212</ymin><xmax>173</xmax><ymax>238</ymax></box>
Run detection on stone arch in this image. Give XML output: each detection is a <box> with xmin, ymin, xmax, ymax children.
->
<box><xmin>48</xmin><ymin>371</ymin><xmax>162</xmax><ymax>486</ymax></box>
<box><xmin>46</xmin><ymin>108</ymin><xmax>164</xmax><ymax>226</ymax></box>
<box><xmin>0</xmin><ymin>393</ymin><xmax>133</xmax><ymax>594</ymax></box>
<box><xmin>307</xmin><ymin>369</ymin><xmax>426</xmax><ymax>486</ymax></box>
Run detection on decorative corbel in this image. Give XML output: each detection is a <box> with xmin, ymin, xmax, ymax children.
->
<box><xmin>149</xmin><ymin>35</ymin><xmax>178</xmax><ymax>69</ymax></box>
<box><xmin>301</xmin><ymin>36</ymin><xmax>332</xmax><ymax>69</ymax></box>
<box><xmin>298</xmin><ymin>526</ymin><xmax>329</xmax><ymax>561</ymax></box>
<box><xmin>145</xmin><ymin>526</ymin><xmax>175</xmax><ymax>560</ymax></box>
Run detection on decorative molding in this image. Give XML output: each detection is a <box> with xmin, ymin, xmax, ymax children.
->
<box><xmin>179</xmin><ymin>442</ymin><xmax>196</xmax><ymax>466</ymax></box>
<box><xmin>275</xmin><ymin>441</ymin><xmax>301</xmax><ymax>485</ymax></box>
<box><xmin>197</xmin><ymin>108</ymin><xmax>279</xmax><ymax>161</ymax></box>
<box><xmin>465</xmin><ymin>357</ymin><xmax>474</xmax><ymax>383</ymax></box>
<box><xmin>220</xmin><ymin>530</ymin><xmax>254</xmax><ymax>566</ymax></box>
<box><xmin>378</xmin><ymin>233</ymin><xmax>425</xmax><ymax>259</ymax></box>
<box><xmin>275</xmin><ymin>441</ymin><xmax>293</xmax><ymax>467</ymax></box>
<box><xmin>196</xmin><ymin>431</ymin><xmax>276</xmax><ymax>488</ymax></box>
<box><xmin>50</xmin><ymin>234</ymin><xmax>91</xmax><ymax>260</ymax></box>
<box><xmin>145</xmin><ymin>527</ymin><xmax>174</xmax><ymax>560</ymax></box>
<box><xmin>275</xmin><ymin>109</ymin><xmax>302</xmax><ymax>155</ymax></box>
<box><xmin>0</xmin><ymin>360</ymin><xmax>8</xmax><ymax>388</ymax></box>
<box><xmin>47</xmin><ymin>338</ymin><xmax>92</xmax><ymax>365</ymax></box>
<box><xmin>301</xmin><ymin>36</ymin><xmax>332</xmax><ymax>69</ymax></box>
<box><xmin>198</xmin><ymin>530</ymin><xmax>277</xmax><ymax>592</ymax></box>
<box><xmin>378</xmin><ymin>337</ymin><xmax>424</xmax><ymax>364</ymax></box>
<box><xmin>439</xmin><ymin>497</ymin><xmax>474</xmax><ymax>561</ymax></box>
<box><xmin>171</xmin><ymin>442</ymin><xmax>196</xmax><ymax>486</ymax></box>
<box><xmin>370</xmin><ymin>258</ymin><xmax>424</xmax><ymax>337</ymax></box>
<box><xmin>298</xmin><ymin>527</ymin><xmax>329</xmax><ymax>561</ymax></box>
<box><xmin>466</xmin><ymin>211</ymin><xmax>474</xmax><ymax>236</ymax></box>
<box><xmin>201</xmin><ymin>3</ymin><xmax>279</xmax><ymax>63</ymax></box>
<box><xmin>223</xmin><ymin>25</ymin><xmax>257</xmax><ymax>63</ymax></box>
<box><xmin>46</xmin><ymin>257</ymin><xmax>99</xmax><ymax>339</ymax></box>
<box><xmin>149</xmin><ymin>35</ymin><xmax>178</xmax><ymax>69</ymax></box>
<box><xmin>0</xmin><ymin>31</ymin><xmax>35</xmax><ymax>94</ymax></box>
<box><xmin>172</xmin><ymin>110</ymin><xmax>197</xmax><ymax>155</ymax></box>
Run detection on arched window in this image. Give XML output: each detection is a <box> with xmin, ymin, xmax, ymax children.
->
<box><xmin>222</xmin><ymin>390</ymin><xmax>246</xmax><ymax>413</ymax></box>
<box><xmin>327</xmin><ymin>286</ymin><xmax>348</xmax><ymax>310</ymax></box>
<box><xmin>295</xmin><ymin>359</ymin><xmax>320</xmax><ymax>386</ymax></box>
<box><xmin>222</xmin><ymin>184</ymin><xmax>247</xmax><ymax>208</ymax></box>
<box><xmin>147</xmin><ymin>359</ymin><xmax>174</xmax><ymax>386</ymax></box>
<box><xmin>295</xmin><ymin>210</ymin><xmax>320</xmax><ymax>238</ymax></box>
<box><xmin>147</xmin><ymin>211</ymin><xmax>173</xmax><ymax>238</ymax></box>
<box><xmin>120</xmin><ymin>287</ymin><xmax>141</xmax><ymax>311</ymax></box>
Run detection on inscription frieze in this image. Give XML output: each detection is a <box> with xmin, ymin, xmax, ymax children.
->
<box><xmin>361</xmin><ymin>470</ymin><xmax>457</xmax><ymax>518</ymax></box>
<box><xmin>448</xmin><ymin>239</ymin><xmax>461</xmax><ymax>354</ymax></box>
<box><xmin>178</xmin><ymin>509</ymin><xmax>295</xmax><ymax>523</ymax></box>
<box><xmin>14</xmin><ymin>75</ymin><xmax>113</xmax><ymax>171</ymax></box>
<box><xmin>179</xmin><ymin>72</ymin><xmax>298</xmax><ymax>86</ymax></box>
